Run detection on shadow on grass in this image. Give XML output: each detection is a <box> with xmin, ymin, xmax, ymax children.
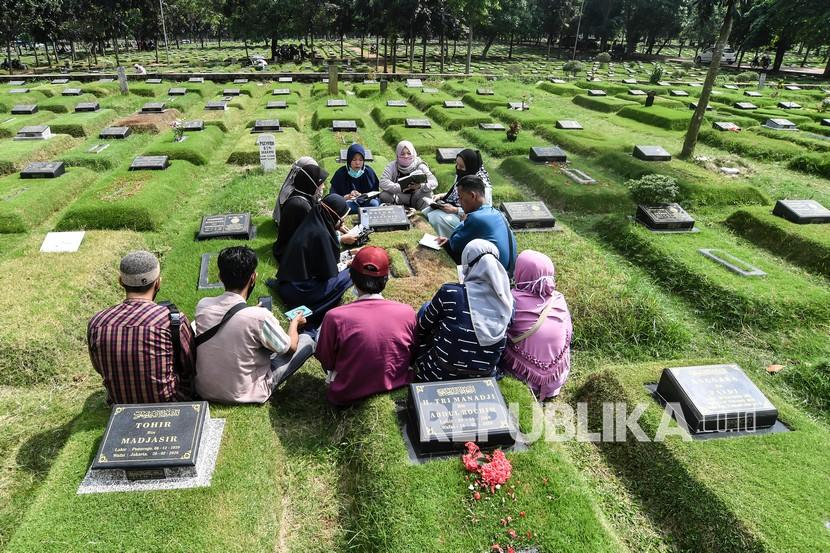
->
<box><xmin>572</xmin><ymin>371</ymin><xmax>766</xmax><ymax>553</ymax></box>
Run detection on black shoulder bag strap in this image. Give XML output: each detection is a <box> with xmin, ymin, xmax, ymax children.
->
<box><xmin>195</xmin><ymin>303</ymin><xmax>249</xmax><ymax>347</ymax></box>
<box><xmin>160</xmin><ymin>302</ymin><xmax>183</xmax><ymax>371</ymax></box>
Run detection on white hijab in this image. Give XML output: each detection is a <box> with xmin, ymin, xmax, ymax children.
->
<box><xmin>395</xmin><ymin>140</ymin><xmax>422</xmax><ymax>175</ymax></box>
<box><xmin>462</xmin><ymin>239</ymin><xmax>513</xmax><ymax>346</ymax></box>
<box><xmin>273</xmin><ymin>156</ymin><xmax>318</xmax><ymax>224</ymax></box>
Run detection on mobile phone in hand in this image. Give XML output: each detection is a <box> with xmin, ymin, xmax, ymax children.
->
<box><xmin>258</xmin><ymin>296</ymin><xmax>273</xmax><ymax>312</ymax></box>
<box><xmin>285</xmin><ymin>305</ymin><xmax>313</xmax><ymax>320</ymax></box>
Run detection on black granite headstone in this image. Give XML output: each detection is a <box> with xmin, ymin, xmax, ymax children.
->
<box><xmin>386</xmin><ymin>100</ymin><xmax>407</xmax><ymax>107</ymax></box>
<box><xmin>763</xmin><ymin>118</ymin><xmax>797</xmax><ymax>130</ymax></box>
<box><xmin>436</xmin><ymin>148</ymin><xmax>464</xmax><ymax>163</ymax></box>
<box><xmin>633</xmin><ymin>145</ymin><xmax>671</xmax><ymax>161</ymax></box>
<box><xmin>772</xmin><ymin>199</ymin><xmax>830</xmax><ymax>224</ymax></box>
<box><xmin>326</xmin><ymin>99</ymin><xmax>347</xmax><ymax>107</ymax></box>
<box><xmin>500</xmin><ymin>201</ymin><xmax>556</xmax><ymax>229</ymax></box>
<box><xmin>266</xmin><ymin>101</ymin><xmax>287</xmax><ymax>109</ymax></box>
<box><xmin>743</xmin><ymin>90</ymin><xmax>762</xmax><ymax>97</ymax></box>
<box><xmin>735</xmin><ymin>102</ymin><xmax>758</xmax><ymax>110</ymax></box>
<box><xmin>20</xmin><ymin>161</ymin><xmax>65</xmax><ymax>179</ymax></box>
<box><xmin>339</xmin><ymin>148</ymin><xmax>373</xmax><ymax>162</ymax></box>
<box><xmin>183</xmin><ymin>120</ymin><xmax>204</xmax><ymax>132</ymax></box>
<box><xmin>272</xmin><ymin>88</ymin><xmax>290</xmax><ymax>96</ymax></box>
<box><xmin>508</xmin><ymin>101</ymin><xmax>528</xmax><ymax>110</ymax></box>
<box><xmin>670</xmin><ymin>90</ymin><xmax>689</xmax><ymax>97</ymax></box>
<box><xmin>51</xmin><ymin>78</ymin><xmax>69</xmax><ymax>84</ymax></box>
<box><xmin>188</xmin><ymin>77</ymin><xmax>205</xmax><ymax>83</ymax></box>
<box><xmin>145</xmin><ymin>78</ymin><xmax>162</xmax><ymax>84</ymax></box>
<box><xmin>628</xmin><ymin>89</ymin><xmax>647</xmax><ymax>96</ymax></box>
<box><xmin>405</xmin><ymin>118</ymin><xmax>431</xmax><ymax>128</ymax></box>
<box><xmin>91</xmin><ymin>401</ymin><xmax>209</xmax><ymax>474</ymax></box>
<box><xmin>405</xmin><ymin>78</ymin><xmax>423</xmax><ymax>88</ymax></box>
<box><xmin>129</xmin><ymin>156</ymin><xmax>170</xmax><ymax>171</ymax></box>
<box><xmin>479</xmin><ymin>122</ymin><xmax>505</xmax><ymax>131</ymax></box>
<box><xmin>654</xmin><ymin>364</ymin><xmax>778</xmax><ymax>434</ymax></box>
<box><xmin>444</xmin><ymin>100</ymin><xmax>464</xmax><ymax>108</ymax></box>
<box><xmin>713</xmin><ymin>121</ymin><xmax>741</xmax><ymax>132</ymax></box>
<box><xmin>636</xmin><ymin>203</ymin><xmax>695</xmax><ymax>231</ymax></box>
<box><xmin>62</xmin><ymin>88</ymin><xmax>82</xmax><ymax>96</ymax></box>
<box><xmin>476</xmin><ymin>88</ymin><xmax>494</xmax><ymax>95</ymax></box>
<box><xmin>689</xmin><ymin>102</ymin><xmax>712</xmax><ymax>111</ymax></box>
<box><xmin>252</xmin><ymin>119</ymin><xmax>281</xmax><ymax>132</ymax></box>
<box><xmin>197</xmin><ymin>213</ymin><xmax>254</xmax><ymax>240</ymax></box>
<box><xmin>332</xmin><ymin>120</ymin><xmax>358</xmax><ymax>132</ymax></box>
<box><xmin>99</xmin><ymin>126</ymin><xmax>132</xmax><ymax>139</ymax></box>
<box><xmin>529</xmin><ymin>146</ymin><xmax>567</xmax><ymax>163</ymax></box>
<box><xmin>205</xmin><ymin>101</ymin><xmax>228</xmax><ymax>110</ymax></box>
<box><xmin>623</xmin><ymin>78</ymin><xmax>637</xmax><ymax>84</ymax></box>
<box><xmin>233</xmin><ymin>78</ymin><xmax>249</xmax><ymax>84</ymax></box>
<box><xmin>556</xmin><ymin>120</ymin><xmax>583</xmax><ymax>130</ymax></box>
<box><xmin>587</xmin><ymin>89</ymin><xmax>607</xmax><ymax>96</ymax></box>
<box><xmin>784</xmin><ymin>85</ymin><xmax>801</xmax><ymax>91</ymax></box>
<box><xmin>168</xmin><ymin>87</ymin><xmax>187</xmax><ymax>96</ymax></box>
<box><xmin>360</xmin><ymin>205</ymin><xmax>411</xmax><ymax>231</ymax></box>
<box><xmin>141</xmin><ymin>102</ymin><xmax>166</xmax><ymax>113</ymax></box>
<box><xmin>15</xmin><ymin>125</ymin><xmax>51</xmax><ymax>140</ymax></box>
<box><xmin>75</xmin><ymin>102</ymin><xmax>100</xmax><ymax>112</ymax></box>
<box><xmin>777</xmin><ymin>101</ymin><xmax>801</xmax><ymax>110</ymax></box>
<box><xmin>11</xmin><ymin>104</ymin><xmax>37</xmax><ymax>115</ymax></box>
<box><xmin>8</xmin><ymin>88</ymin><xmax>29</xmax><ymax>94</ymax></box>
<box><xmin>407</xmin><ymin>378</ymin><xmax>514</xmax><ymax>454</ymax></box>
<box><xmin>222</xmin><ymin>88</ymin><xmax>241</xmax><ymax>96</ymax></box>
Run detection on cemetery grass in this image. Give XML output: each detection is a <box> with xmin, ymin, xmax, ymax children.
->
<box><xmin>59</xmin><ymin>133</ymin><xmax>155</xmax><ymax>171</ymax></box>
<box><xmin>0</xmin><ymin>135</ymin><xmax>78</xmax><ymax>176</ymax></box>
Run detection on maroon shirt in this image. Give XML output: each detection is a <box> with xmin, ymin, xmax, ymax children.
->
<box><xmin>87</xmin><ymin>299</ymin><xmax>196</xmax><ymax>404</ymax></box>
<box><xmin>316</xmin><ymin>296</ymin><xmax>416</xmax><ymax>406</ymax></box>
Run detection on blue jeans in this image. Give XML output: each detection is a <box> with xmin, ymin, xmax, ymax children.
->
<box><xmin>347</xmin><ymin>197</ymin><xmax>380</xmax><ymax>214</ymax></box>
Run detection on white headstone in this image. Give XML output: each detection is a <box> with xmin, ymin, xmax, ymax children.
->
<box><xmin>40</xmin><ymin>231</ymin><xmax>85</xmax><ymax>253</ymax></box>
<box><xmin>257</xmin><ymin>134</ymin><xmax>277</xmax><ymax>172</ymax></box>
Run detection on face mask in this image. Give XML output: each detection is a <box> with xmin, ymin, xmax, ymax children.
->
<box><xmin>398</xmin><ymin>154</ymin><xmax>413</xmax><ymax>167</ymax></box>
<box><xmin>456</xmin><ymin>168</ymin><xmax>467</xmax><ymax>179</ymax></box>
<box><xmin>348</xmin><ymin>168</ymin><xmax>365</xmax><ymax>179</ymax></box>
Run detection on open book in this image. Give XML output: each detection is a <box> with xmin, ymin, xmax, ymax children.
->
<box><xmin>398</xmin><ymin>170</ymin><xmax>427</xmax><ymax>190</ymax></box>
<box><xmin>418</xmin><ymin>233</ymin><xmax>442</xmax><ymax>250</ymax></box>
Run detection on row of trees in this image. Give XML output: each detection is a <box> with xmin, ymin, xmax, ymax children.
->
<box><xmin>1</xmin><ymin>0</ymin><xmax>829</xmax><ymax>76</ymax></box>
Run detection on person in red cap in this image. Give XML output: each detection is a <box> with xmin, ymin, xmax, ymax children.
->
<box><xmin>315</xmin><ymin>246</ymin><xmax>417</xmax><ymax>406</ymax></box>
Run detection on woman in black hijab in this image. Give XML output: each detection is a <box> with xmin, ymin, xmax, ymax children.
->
<box><xmin>273</xmin><ymin>162</ymin><xmax>328</xmax><ymax>262</ymax></box>
<box><xmin>274</xmin><ymin>194</ymin><xmax>353</xmax><ymax>329</ymax></box>
<box><xmin>424</xmin><ymin>149</ymin><xmax>491</xmax><ymax>237</ymax></box>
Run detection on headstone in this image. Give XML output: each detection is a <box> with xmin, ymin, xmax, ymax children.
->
<box><xmin>129</xmin><ymin>156</ymin><xmax>170</xmax><ymax>171</ymax></box>
<box><xmin>266</xmin><ymin>101</ymin><xmax>287</xmax><ymax>109</ymax></box>
<box><xmin>380</xmin><ymin>80</ymin><xmax>388</xmax><ymax>93</ymax></box>
<box><xmin>654</xmin><ymin>364</ymin><xmax>778</xmax><ymax>434</ymax></box>
<box><xmin>326</xmin><ymin>99</ymin><xmax>347</xmax><ymax>107</ymax></box>
<box><xmin>386</xmin><ymin>99</ymin><xmax>407</xmax><ymax>107</ymax></box>
<box><xmin>443</xmin><ymin>100</ymin><xmax>464</xmax><ymax>108</ymax></box>
<box><xmin>257</xmin><ymin>134</ymin><xmax>277</xmax><ymax>172</ymax></box>
<box><xmin>822</xmin><ymin>119</ymin><xmax>830</xmax><ymax>127</ymax></box>
<box><xmin>222</xmin><ymin>88</ymin><xmax>240</xmax><ymax>96</ymax></box>
<box><xmin>233</xmin><ymin>78</ymin><xmax>248</xmax><ymax>84</ymax></box>
<box><xmin>363</xmin><ymin>79</ymin><xmax>378</xmax><ymax>84</ymax></box>
<box><xmin>436</xmin><ymin>148</ymin><xmax>464</xmax><ymax>163</ymax></box>
<box><xmin>197</xmin><ymin>213</ymin><xmax>254</xmax><ymax>240</ymax></box>
<box><xmin>479</xmin><ymin>122</ymin><xmax>505</xmax><ymax>131</ymax></box>
<box><xmin>75</xmin><ymin>102</ymin><xmax>100</xmax><ymax>112</ymax></box>
<box><xmin>670</xmin><ymin>90</ymin><xmax>689</xmax><ymax>97</ymax></box>
<box><xmin>339</xmin><ymin>148</ymin><xmax>373</xmax><ymax>162</ymax></box>
<box><xmin>698</xmin><ymin>248</ymin><xmax>766</xmax><ymax>277</ymax></box>
<box><xmin>784</xmin><ymin>85</ymin><xmax>801</xmax><ymax>91</ymax></box>
<box><xmin>561</xmin><ymin>167</ymin><xmax>596</xmax><ymax>184</ymax></box>
<box><xmin>529</xmin><ymin>146</ymin><xmax>567</xmax><ymax>163</ymax></box>
<box><xmin>657</xmin><ymin>81</ymin><xmax>671</xmax><ymax>86</ymax></box>
<box><xmin>723</xmin><ymin>84</ymin><xmax>739</xmax><ymax>90</ymax></box>
<box><xmin>556</xmin><ymin>120</ymin><xmax>583</xmax><ymax>130</ymax></box>
<box><xmin>40</xmin><ymin>231</ymin><xmax>85</xmax><ymax>253</ymax></box>
<box><xmin>744</xmin><ymin>90</ymin><xmax>762</xmax><ymax>98</ymax></box>
<box><xmin>21</xmin><ymin>161</ymin><xmax>65</xmax><ymax>178</ymax></box>
<box><xmin>476</xmin><ymin>88</ymin><xmax>494</xmax><ymax>95</ymax></box>
<box><xmin>772</xmin><ymin>199</ymin><xmax>830</xmax><ymax>224</ymax></box>
<box><xmin>8</xmin><ymin>88</ymin><xmax>29</xmax><ymax>94</ymax></box>
<box><xmin>688</xmin><ymin>82</ymin><xmax>702</xmax><ymax>87</ymax></box>
<box><xmin>252</xmin><ymin>119</ymin><xmax>281</xmax><ymax>132</ymax></box>
<box><xmin>405</xmin><ymin>118</ymin><xmax>431</xmax><ymax>128</ymax></box>
<box><xmin>327</xmin><ymin>64</ymin><xmax>338</xmax><ymax>95</ymax></box>
<box><xmin>406</xmin><ymin>78</ymin><xmax>423</xmax><ymax>88</ymax></box>
<box><xmin>87</xmin><ymin>143</ymin><xmax>110</xmax><ymax>154</ymax></box>
<box><xmin>278</xmin><ymin>76</ymin><xmax>293</xmax><ymax>83</ymax></box>
<box><xmin>205</xmin><ymin>101</ymin><xmax>228</xmax><ymax>110</ymax></box>
<box><xmin>198</xmin><ymin>253</ymin><xmax>224</xmax><ymax>290</ymax></box>
<box><xmin>633</xmin><ymin>145</ymin><xmax>671</xmax><ymax>161</ymax></box>
<box><xmin>188</xmin><ymin>77</ymin><xmax>204</xmax><ymax>83</ymax></box>
<box><xmin>168</xmin><ymin>87</ymin><xmax>187</xmax><ymax>96</ymax></box>
<box><xmin>735</xmin><ymin>102</ymin><xmax>758</xmax><ymax>110</ymax></box>
<box><xmin>507</xmin><ymin>101</ymin><xmax>528</xmax><ymax>110</ymax></box>
<box><xmin>688</xmin><ymin>102</ymin><xmax>712</xmax><ymax>111</ymax></box>
<box><xmin>332</xmin><ymin>120</ymin><xmax>358</xmax><ymax>132</ymax></box>
<box><xmin>500</xmin><ymin>201</ymin><xmax>556</xmax><ymax>230</ymax></box>
<box><xmin>628</xmin><ymin>89</ymin><xmax>647</xmax><ymax>96</ymax></box>
<box><xmin>117</xmin><ymin>66</ymin><xmax>129</xmax><ymax>95</ymax></box>
<box><xmin>14</xmin><ymin>125</ymin><xmax>51</xmax><ymax>141</ymax></box>
<box><xmin>406</xmin><ymin>378</ymin><xmax>514</xmax><ymax>455</ymax></box>
<box><xmin>763</xmin><ymin>118</ymin><xmax>797</xmax><ymax>130</ymax></box>
<box><xmin>713</xmin><ymin>121</ymin><xmax>741</xmax><ymax>132</ymax></box>
<box><xmin>145</xmin><ymin>78</ymin><xmax>162</xmax><ymax>84</ymax></box>
<box><xmin>182</xmin><ymin>120</ymin><xmax>204</xmax><ymax>132</ymax></box>
<box><xmin>62</xmin><ymin>88</ymin><xmax>82</xmax><ymax>96</ymax></box>
<box><xmin>51</xmin><ymin>78</ymin><xmax>69</xmax><ymax>84</ymax></box>
<box><xmin>141</xmin><ymin>102</ymin><xmax>165</xmax><ymax>113</ymax></box>
<box><xmin>11</xmin><ymin>104</ymin><xmax>37</xmax><ymax>115</ymax></box>
<box><xmin>359</xmin><ymin>205</ymin><xmax>411</xmax><ymax>231</ymax></box>
<box><xmin>549</xmin><ymin>78</ymin><xmax>566</xmax><ymax>84</ymax></box>
<box><xmin>272</xmin><ymin>88</ymin><xmax>290</xmax><ymax>96</ymax></box>
<box><xmin>777</xmin><ymin>101</ymin><xmax>801</xmax><ymax>109</ymax></box>
<box><xmin>422</xmin><ymin>87</ymin><xmax>439</xmax><ymax>94</ymax></box>
<box><xmin>8</xmin><ymin>80</ymin><xmax>24</xmax><ymax>85</ymax></box>
<box><xmin>587</xmin><ymin>89</ymin><xmax>607</xmax><ymax>96</ymax></box>
<box><xmin>635</xmin><ymin>203</ymin><xmax>695</xmax><ymax>231</ymax></box>
<box><xmin>99</xmin><ymin>126</ymin><xmax>131</xmax><ymax>139</ymax></box>
<box><xmin>623</xmin><ymin>78</ymin><xmax>637</xmax><ymax>84</ymax></box>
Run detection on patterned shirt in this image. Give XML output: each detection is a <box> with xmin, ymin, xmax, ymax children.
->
<box><xmin>415</xmin><ymin>283</ymin><xmax>506</xmax><ymax>382</ymax></box>
<box><xmin>87</xmin><ymin>299</ymin><xmax>196</xmax><ymax>404</ymax></box>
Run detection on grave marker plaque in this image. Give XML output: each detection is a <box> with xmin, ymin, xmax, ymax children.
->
<box><xmin>182</xmin><ymin>120</ymin><xmax>204</xmax><ymax>132</ymax></box>
<box><xmin>257</xmin><ymin>134</ymin><xmax>277</xmax><ymax>172</ymax></box>
<box><xmin>744</xmin><ymin>90</ymin><xmax>762</xmax><ymax>97</ymax></box>
<box><xmin>326</xmin><ymin>99</ymin><xmax>347</xmax><ymax>107</ymax></box>
<box><xmin>822</xmin><ymin>119</ymin><xmax>830</xmax><ymax>127</ymax></box>
<box><xmin>529</xmin><ymin>146</ymin><xmax>567</xmax><ymax>163</ymax></box>
<box><xmin>20</xmin><ymin>161</ymin><xmax>65</xmax><ymax>179</ymax></box>
<box><xmin>587</xmin><ymin>89</ymin><xmax>607</xmax><ymax>96</ymax></box>
<box><xmin>222</xmin><ymin>88</ymin><xmax>241</xmax><ymax>96</ymax></box>
<box><xmin>145</xmin><ymin>78</ymin><xmax>162</xmax><ymax>84</ymax></box>
<box><xmin>99</xmin><ymin>126</ymin><xmax>131</xmax><ymax>139</ymax></box>
<box><xmin>507</xmin><ymin>101</ymin><xmax>528</xmax><ymax>110</ymax></box>
<box><xmin>168</xmin><ymin>87</ymin><xmax>187</xmax><ymax>96</ymax></box>
<box><xmin>51</xmin><ymin>78</ymin><xmax>69</xmax><ymax>84</ymax></box>
<box><xmin>129</xmin><ymin>156</ymin><xmax>169</xmax><ymax>171</ymax></box>
<box><xmin>698</xmin><ymin>249</ymin><xmax>766</xmax><ymax>277</ymax></box>
<box><xmin>654</xmin><ymin>364</ymin><xmax>778</xmax><ymax>434</ymax></box>
<box><xmin>188</xmin><ymin>77</ymin><xmax>205</xmax><ymax>83</ymax></box>
<box><xmin>62</xmin><ymin>88</ymin><xmax>81</xmax><ymax>96</ymax></box>
<box><xmin>205</xmin><ymin>101</ymin><xmax>228</xmax><ymax>110</ymax></box>
<box><xmin>8</xmin><ymin>80</ymin><xmax>25</xmax><ymax>85</ymax></box>
<box><xmin>556</xmin><ymin>120</ymin><xmax>583</xmax><ymax>130</ymax></box>
<box><xmin>197</xmin><ymin>213</ymin><xmax>254</xmax><ymax>240</ymax></box>
<box><xmin>777</xmin><ymin>101</ymin><xmax>801</xmax><ymax>109</ymax></box>
<box><xmin>407</xmin><ymin>378</ymin><xmax>514</xmax><ymax>454</ymax></box>
<box><xmin>252</xmin><ymin>119</ymin><xmax>281</xmax><ymax>132</ymax></box>
<box><xmin>332</xmin><ymin>120</ymin><xmax>358</xmax><ymax>132</ymax></box>
<box><xmin>75</xmin><ymin>102</ymin><xmax>100</xmax><ymax>112</ymax></box>
<box><xmin>500</xmin><ymin>201</ymin><xmax>556</xmax><ymax>229</ymax></box>
<box><xmin>479</xmin><ymin>122</ymin><xmax>505</xmax><ymax>131</ymax></box>
<box><xmin>628</xmin><ymin>89</ymin><xmax>647</xmax><ymax>96</ymax></box>
<box><xmin>360</xmin><ymin>205</ymin><xmax>411</xmax><ymax>231</ymax></box>
<box><xmin>561</xmin><ymin>167</ymin><xmax>596</xmax><ymax>184</ymax></box>
<box><xmin>763</xmin><ymin>118</ymin><xmax>796</xmax><ymax>130</ymax></box>
<box><xmin>198</xmin><ymin>253</ymin><xmax>224</xmax><ymax>290</ymax></box>
<box><xmin>713</xmin><ymin>121</ymin><xmax>741</xmax><ymax>132</ymax></box>
<box><xmin>266</xmin><ymin>101</ymin><xmax>287</xmax><ymax>109</ymax></box>
<box><xmin>633</xmin><ymin>145</ymin><xmax>671</xmax><ymax>161</ymax></box>
<box><xmin>406</xmin><ymin>78</ymin><xmax>423</xmax><ymax>88</ymax></box>
<box><xmin>772</xmin><ymin>199</ymin><xmax>830</xmax><ymax>224</ymax></box>
<box><xmin>87</xmin><ymin>143</ymin><xmax>111</xmax><ymax>154</ymax></box>
<box><xmin>272</xmin><ymin>88</ymin><xmax>290</xmax><ymax>96</ymax></box>
<box><xmin>636</xmin><ymin>203</ymin><xmax>695</xmax><ymax>231</ymax></box>
<box><xmin>549</xmin><ymin>78</ymin><xmax>566</xmax><ymax>84</ymax></box>
<box><xmin>444</xmin><ymin>100</ymin><xmax>464</xmax><ymax>108</ymax></box>
<box><xmin>386</xmin><ymin>99</ymin><xmax>407</xmax><ymax>107</ymax></box>
<box><xmin>422</xmin><ymin>87</ymin><xmax>439</xmax><ymax>94</ymax></box>
<box><xmin>11</xmin><ymin>104</ymin><xmax>37</xmax><ymax>115</ymax></box>
<box><xmin>735</xmin><ymin>102</ymin><xmax>758</xmax><ymax>110</ymax></box>
<box><xmin>278</xmin><ymin>76</ymin><xmax>293</xmax><ymax>83</ymax></box>
<box><xmin>233</xmin><ymin>78</ymin><xmax>248</xmax><ymax>84</ymax></box>
<box><xmin>476</xmin><ymin>88</ymin><xmax>494</xmax><ymax>95</ymax></box>
<box><xmin>405</xmin><ymin>118</ymin><xmax>431</xmax><ymax>128</ymax></box>
<box><xmin>141</xmin><ymin>102</ymin><xmax>165</xmax><ymax>113</ymax></box>
<box><xmin>784</xmin><ymin>85</ymin><xmax>801</xmax><ymax>91</ymax></box>
<box><xmin>436</xmin><ymin>147</ymin><xmax>464</xmax><ymax>163</ymax></box>
<box><xmin>8</xmin><ymin>88</ymin><xmax>29</xmax><ymax>94</ymax></box>
<box><xmin>14</xmin><ymin>125</ymin><xmax>51</xmax><ymax>141</ymax></box>
<box><xmin>339</xmin><ymin>148</ymin><xmax>373</xmax><ymax>162</ymax></box>
<box><xmin>688</xmin><ymin>102</ymin><xmax>712</xmax><ymax>111</ymax></box>
<box><xmin>670</xmin><ymin>90</ymin><xmax>689</xmax><ymax>97</ymax></box>
<box><xmin>623</xmin><ymin>78</ymin><xmax>637</xmax><ymax>84</ymax></box>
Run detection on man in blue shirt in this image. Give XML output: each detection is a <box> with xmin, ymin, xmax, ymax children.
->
<box><xmin>436</xmin><ymin>175</ymin><xmax>517</xmax><ymax>276</ymax></box>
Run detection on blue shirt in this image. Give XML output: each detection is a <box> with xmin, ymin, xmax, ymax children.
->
<box><xmin>448</xmin><ymin>205</ymin><xmax>518</xmax><ymax>275</ymax></box>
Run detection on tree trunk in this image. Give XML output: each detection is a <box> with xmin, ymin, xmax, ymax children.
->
<box><xmin>271</xmin><ymin>35</ymin><xmax>278</xmax><ymax>61</ymax></box>
<box><xmin>340</xmin><ymin>32</ymin><xmax>343</xmax><ymax>58</ymax></box>
<box><xmin>508</xmin><ymin>33</ymin><xmax>513</xmax><ymax>60</ymax></box>
<box><xmin>244</xmin><ymin>38</ymin><xmax>248</xmax><ymax>59</ymax></box>
<box><xmin>680</xmin><ymin>0</ymin><xmax>736</xmax><ymax>159</ymax></box>
<box><xmin>678</xmin><ymin>40</ymin><xmax>684</xmax><ymax>57</ymax></box>
<box><xmin>439</xmin><ymin>14</ymin><xmax>445</xmax><ymax>72</ymax></box>
<box><xmin>421</xmin><ymin>34</ymin><xmax>427</xmax><ymax>72</ymax></box>
<box><xmin>6</xmin><ymin>41</ymin><xmax>12</xmax><ymax>75</ymax></box>
<box><xmin>113</xmin><ymin>32</ymin><xmax>120</xmax><ymax>66</ymax></box>
<box><xmin>52</xmin><ymin>39</ymin><xmax>60</xmax><ymax>66</ymax></box>
<box><xmin>32</xmin><ymin>43</ymin><xmax>39</xmax><ymax>67</ymax></box>
<box><xmin>772</xmin><ymin>38</ymin><xmax>788</xmax><ymax>72</ymax></box>
<box><xmin>452</xmin><ymin>37</ymin><xmax>457</xmax><ymax>60</ymax></box>
<box><xmin>383</xmin><ymin>36</ymin><xmax>387</xmax><ymax>73</ymax></box>
<box><xmin>375</xmin><ymin>34</ymin><xmax>380</xmax><ymax>71</ymax></box>
<box><xmin>481</xmin><ymin>34</ymin><xmax>495</xmax><ymax>58</ymax></box>
<box><xmin>70</xmin><ymin>40</ymin><xmax>76</xmax><ymax>61</ymax></box>
<box><xmin>824</xmin><ymin>55</ymin><xmax>830</xmax><ymax>78</ymax></box>
<box><xmin>655</xmin><ymin>38</ymin><xmax>670</xmax><ymax>55</ymax></box>
<box><xmin>801</xmin><ymin>46</ymin><xmax>810</xmax><ymax>67</ymax></box>
<box><xmin>737</xmin><ymin>48</ymin><xmax>744</xmax><ymax>68</ymax></box>
<box><xmin>360</xmin><ymin>34</ymin><xmax>364</xmax><ymax>59</ymax></box>
<box><xmin>155</xmin><ymin>36</ymin><xmax>159</xmax><ymax>63</ymax></box>
<box><xmin>465</xmin><ymin>23</ymin><xmax>472</xmax><ymax>74</ymax></box>
<box><xmin>392</xmin><ymin>35</ymin><xmax>397</xmax><ymax>73</ymax></box>
<box><xmin>546</xmin><ymin>33</ymin><xmax>552</xmax><ymax>59</ymax></box>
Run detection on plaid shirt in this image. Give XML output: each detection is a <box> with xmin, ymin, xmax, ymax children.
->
<box><xmin>87</xmin><ymin>299</ymin><xmax>196</xmax><ymax>404</ymax></box>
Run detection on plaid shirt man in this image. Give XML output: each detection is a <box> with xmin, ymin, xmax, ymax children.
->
<box><xmin>88</xmin><ymin>299</ymin><xmax>196</xmax><ymax>404</ymax></box>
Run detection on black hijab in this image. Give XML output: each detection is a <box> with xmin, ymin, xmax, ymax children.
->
<box><xmin>277</xmin><ymin>194</ymin><xmax>349</xmax><ymax>282</ymax></box>
<box><xmin>456</xmin><ymin>149</ymin><xmax>482</xmax><ymax>179</ymax></box>
<box><xmin>274</xmin><ymin>163</ymin><xmax>329</xmax><ymax>261</ymax></box>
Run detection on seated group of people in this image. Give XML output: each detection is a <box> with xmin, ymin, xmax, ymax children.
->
<box><xmin>87</xmin><ymin>143</ymin><xmax>572</xmax><ymax>409</ymax></box>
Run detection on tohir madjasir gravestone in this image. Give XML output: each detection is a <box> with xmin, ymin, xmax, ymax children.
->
<box><xmin>197</xmin><ymin>213</ymin><xmax>255</xmax><ymax>240</ymax></box>
<box><xmin>407</xmin><ymin>378</ymin><xmax>515</xmax><ymax>455</ymax></box>
<box><xmin>500</xmin><ymin>201</ymin><xmax>556</xmax><ymax>230</ymax></box>
<box><xmin>78</xmin><ymin>401</ymin><xmax>225</xmax><ymax>493</ymax></box>
<box><xmin>636</xmin><ymin>203</ymin><xmax>695</xmax><ymax>231</ymax></box>
<box><xmin>653</xmin><ymin>364</ymin><xmax>779</xmax><ymax>435</ymax></box>
<box><xmin>773</xmin><ymin>199</ymin><xmax>830</xmax><ymax>224</ymax></box>
<box><xmin>359</xmin><ymin>205</ymin><xmax>411</xmax><ymax>231</ymax></box>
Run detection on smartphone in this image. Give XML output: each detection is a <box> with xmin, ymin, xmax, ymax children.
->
<box><xmin>258</xmin><ymin>296</ymin><xmax>273</xmax><ymax>312</ymax></box>
<box><xmin>285</xmin><ymin>305</ymin><xmax>313</xmax><ymax>320</ymax></box>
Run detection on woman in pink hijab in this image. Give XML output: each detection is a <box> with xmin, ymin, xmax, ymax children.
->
<box><xmin>500</xmin><ymin>250</ymin><xmax>572</xmax><ymax>401</ymax></box>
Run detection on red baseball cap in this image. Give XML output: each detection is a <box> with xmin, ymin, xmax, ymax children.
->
<box><xmin>352</xmin><ymin>246</ymin><xmax>389</xmax><ymax>277</ymax></box>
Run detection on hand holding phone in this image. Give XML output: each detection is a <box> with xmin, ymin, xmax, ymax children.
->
<box><xmin>285</xmin><ymin>305</ymin><xmax>313</xmax><ymax>321</ymax></box>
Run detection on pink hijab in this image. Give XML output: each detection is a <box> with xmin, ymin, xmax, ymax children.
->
<box><xmin>503</xmin><ymin>250</ymin><xmax>572</xmax><ymax>400</ymax></box>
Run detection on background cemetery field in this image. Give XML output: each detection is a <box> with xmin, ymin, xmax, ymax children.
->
<box><xmin>0</xmin><ymin>70</ymin><xmax>829</xmax><ymax>552</ymax></box>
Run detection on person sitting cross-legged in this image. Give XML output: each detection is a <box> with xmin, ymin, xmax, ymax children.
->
<box><xmin>87</xmin><ymin>250</ymin><xmax>196</xmax><ymax>404</ymax></box>
<box><xmin>329</xmin><ymin>143</ymin><xmax>380</xmax><ymax>214</ymax></box>
<box><xmin>378</xmin><ymin>140</ymin><xmax>438</xmax><ymax>211</ymax></box>
<box><xmin>195</xmin><ymin>246</ymin><xmax>314</xmax><ymax>404</ymax></box>
<box><xmin>315</xmin><ymin>246</ymin><xmax>417</xmax><ymax>406</ymax></box>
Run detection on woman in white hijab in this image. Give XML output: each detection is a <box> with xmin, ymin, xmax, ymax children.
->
<box><xmin>378</xmin><ymin>140</ymin><xmax>438</xmax><ymax>211</ymax></box>
<box><xmin>414</xmin><ymin>239</ymin><xmax>513</xmax><ymax>382</ymax></box>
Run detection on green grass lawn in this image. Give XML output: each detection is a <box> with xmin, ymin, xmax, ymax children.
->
<box><xmin>0</xmin><ymin>134</ymin><xmax>78</xmax><ymax>175</ymax></box>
